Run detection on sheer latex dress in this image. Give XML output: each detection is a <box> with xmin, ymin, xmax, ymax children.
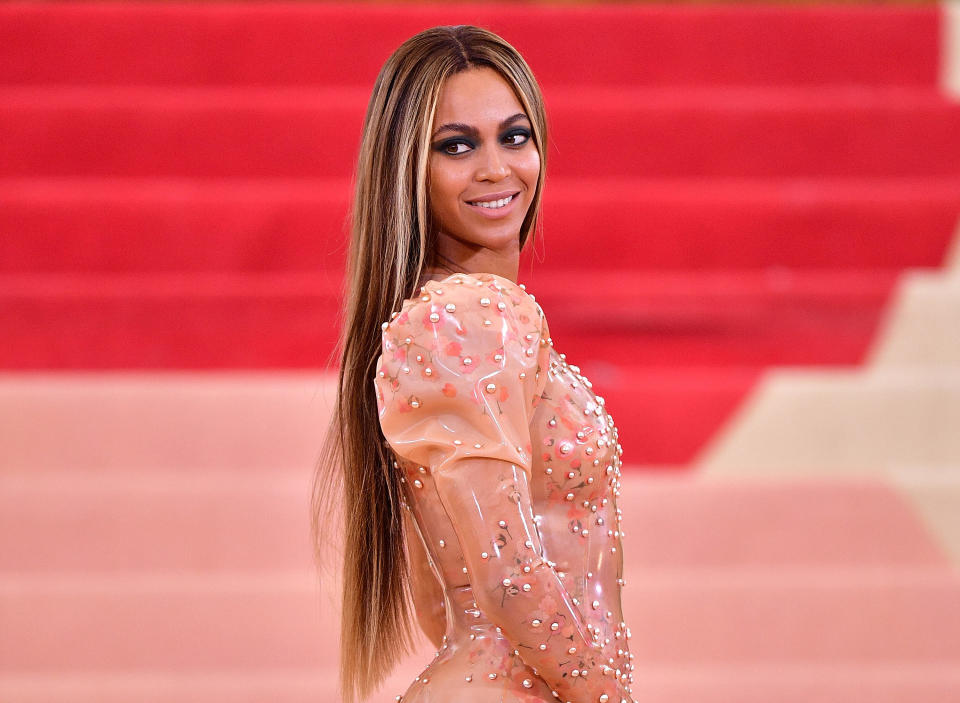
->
<box><xmin>375</xmin><ymin>272</ymin><xmax>634</xmax><ymax>703</ymax></box>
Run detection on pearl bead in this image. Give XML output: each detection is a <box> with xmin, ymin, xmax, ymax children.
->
<box><xmin>479</xmin><ymin>297</ymin><xmax>490</xmax><ymax>307</ymax></box>
<box><xmin>409</xmin><ymin>399</ymin><xmax>421</xmax><ymax>409</ymax></box>
<box><xmin>438</xmin><ymin>540</ymin><xmax>445</xmax><ymax>547</ymax></box>
<box><xmin>523</xmin><ymin>679</ymin><xmax>533</xmax><ymax>688</ymax></box>
<box><xmin>485</xmin><ymin>383</ymin><xmax>497</xmax><ymax>393</ymax></box>
<box><xmin>532</xmin><ymin>619</ymin><xmax>541</xmax><ymax>626</ymax></box>
<box><xmin>381</xmin><ymin>322</ymin><xmax>389</xmax><ymax>331</ymax></box>
<box><xmin>413</xmin><ymin>479</ymin><xmax>423</xmax><ymax>488</ymax></box>
<box><xmin>497</xmin><ymin>302</ymin><xmax>506</xmax><ymax>311</ymax></box>
<box><xmin>550</xmin><ymin>622</ymin><xmax>559</xmax><ymax>631</ymax></box>
<box><xmin>502</xmin><ymin>578</ymin><xmax>511</xmax><ymax>586</ymax></box>
<box><xmin>488</xmin><ymin>673</ymin><xmax>497</xmax><ymax>680</ymax></box>
<box><xmin>463</xmin><ymin>357</ymin><xmax>472</xmax><ymax>366</ymax></box>
<box><xmin>444</xmin><ymin>303</ymin><xmax>456</xmax><ymax>313</ymax></box>
<box><xmin>539</xmin><ymin>643</ymin><xmax>547</xmax><ymax>650</ymax></box>
<box><xmin>480</xmin><ymin>552</ymin><xmax>488</xmax><ymax>559</ymax></box>
<box><xmin>424</xmin><ymin>367</ymin><xmax>432</xmax><ymax>376</ymax></box>
<box><xmin>498</xmin><ymin>520</ymin><xmax>507</xmax><ymax>528</ymax></box>
<box><xmin>465</xmin><ymin>675</ymin><xmax>472</xmax><ymax>682</ymax></box>
<box><xmin>522</xmin><ymin>583</ymin><xmax>532</xmax><ymax>592</ymax></box>
<box><xmin>429</xmin><ymin>313</ymin><xmax>439</xmax><ymax>323</ymax></box>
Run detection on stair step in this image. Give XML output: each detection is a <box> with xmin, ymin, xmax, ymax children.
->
<box><xmin>2</xmin><ymin>568</ymin><xmax>958</xmax><ymax>670</ymax></box>
<box><xmin>3</xmin><ymin>177</ymin><xmax>957</xmax><ymax>272</ymax></box>
<box><xmin>0</xmin><ymin>268</ymin><xmax>897</xmax><ymax>370</ymax></box>
<box><xmin>3</xmin><ymin>87</ymin><xmax>958</xmax><ymax>179</ymax></box>
<box><xmin>0</xmin><ymin>368</ymin><xmax>751</xmax><ymax>466</ymax></box>
<box><xmin>870</xmin><ymin>270</ymin><xmax>960</xmax><ymax>367</ymax></box>
<box><xmin>3</xmin><ymin>665</ymin><xmax>959</xmax><ymax>703</ymax></box>
<box><xmin>0</xmin><ymin>473</ymin><xmax>947</xmax><ymax>573</ymax></box>
<box><xmin>699</xmin><ymin>368</ymin><xmax>960</xmax><ymax>473</ymax></box>
<box><xmin>0</xmin><ymin>5</ymin><xmax>938</xmax><ymax>87</ymax></box>
<box><xmin>0</xmin><ymin>372</ymin><xmax>335</xmax><ymax>474</ymax></box>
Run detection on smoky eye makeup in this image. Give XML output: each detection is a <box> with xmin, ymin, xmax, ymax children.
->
<box><xmin>432</xmin><ymin>128</ymin><xmax>532</xmax><ymax>155</ymax></box>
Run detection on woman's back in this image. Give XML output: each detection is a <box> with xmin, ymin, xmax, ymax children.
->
<box><xmin>376</xmin><ymin>272</ymin><xmax>633</xmax><ymax>702</ymax></box>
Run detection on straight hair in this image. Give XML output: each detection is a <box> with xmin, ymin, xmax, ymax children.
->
<box><xmin>310</xmin><ymin>25</ymin><xmax>548</xmax><ymax>703</ymax></box>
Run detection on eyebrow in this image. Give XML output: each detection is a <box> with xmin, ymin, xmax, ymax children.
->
<box><xmin>431</xmin><ymin>112</ymin><xmax>530</xmax><ymax>140</ymax></box>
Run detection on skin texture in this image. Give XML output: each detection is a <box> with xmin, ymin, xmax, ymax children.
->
<box><xmin>422</xmin><ymin>66</ymin><xmax>540</xmax><ymax>287</ymax></box>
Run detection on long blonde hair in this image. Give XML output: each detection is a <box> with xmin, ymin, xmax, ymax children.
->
<box><xmin>310</xmin><ymin>25</ymin><xmax>548</xmax><ymax>703</ymax></box>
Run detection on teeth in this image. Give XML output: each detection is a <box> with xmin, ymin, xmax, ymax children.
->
<box><xmin>471</xmin><ymin>194</ymin><xmax>514</xmax><ymax>209</ymax></box>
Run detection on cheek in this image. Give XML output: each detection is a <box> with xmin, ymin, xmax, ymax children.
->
<box><xmin>517</xmin><ymin>148</ymin><xmax>541</xmax><ymax>187</ymax></box>
<box><xmin>428</xmin><ymin>160</ymin><xmax>464</xmax><ymax>213</ymax></box>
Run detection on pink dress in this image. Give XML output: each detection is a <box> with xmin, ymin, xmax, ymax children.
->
<box><xmin>375</xmin><ymin>272</ymin><xmax>634</xmax><ymax>703</ymax></box>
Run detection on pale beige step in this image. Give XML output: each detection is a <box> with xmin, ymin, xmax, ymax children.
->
<box><xmin>696</xmin><ymin>368</ymin><xmax>960</xmax><ymax>474</ymax></box>
<box><xmin>0</xmin><ymin>372</ymin><xmax>335</xmax><ymax>473</ymax></box>
<box><xmin>946</xmin><ymin>2</ymin><xmax>960</xmax><ymax>101</ymax></box>
<box><xmin>887</xmin><ymin>469</ymin><xmax>960</xmax><ymax>567</ymax></box>
<box><xmin>868</xmin><ymin>270</ymin><xmax>960</xmax><ymax>366</ymax></box>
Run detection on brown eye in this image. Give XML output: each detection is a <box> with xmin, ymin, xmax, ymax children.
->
<box><xmin>504</xmin><ymin>130</ymin><xmax>531</xmax><ymax>146</ymax></box>
<box><xmin>443</xmin><ymin>140</ymin><xmax>471</xmax><ymax>155</ymax></box>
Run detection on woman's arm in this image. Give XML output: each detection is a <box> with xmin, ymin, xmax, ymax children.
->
<box><xmin>435</xmin><ymin>458</ymin><xmax>632</xmax><ymax>703</ymax></box>
<box><xmin>404</xmin><ymin>509</ymin><xmax>446</xmax><ymax>649</ymax></box>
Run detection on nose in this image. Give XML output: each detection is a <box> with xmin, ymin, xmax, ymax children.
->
<box><xmin>476</xmin><ymin>144</ymin><xmax>510</xmax><ymax>182</ymax></box>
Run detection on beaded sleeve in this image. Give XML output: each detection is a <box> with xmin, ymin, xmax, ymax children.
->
<box><xmin>375</xmin><ymin>274</ymin><xmax>632</xmax><ymax>703</ymax></box>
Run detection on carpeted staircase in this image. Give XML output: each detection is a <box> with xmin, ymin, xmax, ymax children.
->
<box><xmin>1</xmin><ymin>3</ymin><xmax>959</xmax><ymax>702</ymax></box>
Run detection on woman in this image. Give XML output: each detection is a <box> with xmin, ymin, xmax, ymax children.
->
<box><xmin>312</xmin><ymin>25</ymin><xmax>633</xmax><ymax>703</ymax></box>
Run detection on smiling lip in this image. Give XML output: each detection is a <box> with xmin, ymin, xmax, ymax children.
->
<box><xmin>465</xmin><ymin>191</ymin><xmax>520</xmax><ymax>218</ymax></box>
<box><xmin>466</xmin><ymin>190</ymin><xmax>520</xmax><ymax>204</ymax></box>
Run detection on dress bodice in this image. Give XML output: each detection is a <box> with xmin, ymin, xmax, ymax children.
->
<box><xmin>375</xmin><ymin>272</ymin><xmax>634</xmax><ymax>703</ymax></box>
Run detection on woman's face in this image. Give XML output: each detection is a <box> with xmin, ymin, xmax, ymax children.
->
<box><xmin>427</xmin><ymin>66</ymin><xmax>540</xmax><ymax>255</ymax></box>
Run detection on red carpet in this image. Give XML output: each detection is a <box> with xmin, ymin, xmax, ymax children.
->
<box><xmin>1</xmin><ymin>2</ymin><xmax>958</xmax><ymax>464</ymax></box>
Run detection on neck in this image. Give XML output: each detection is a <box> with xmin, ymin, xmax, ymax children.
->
<box><xmin>421</xmin><ymin>237</ymin><xmax>520</xmax><ymax>288</ymax></box>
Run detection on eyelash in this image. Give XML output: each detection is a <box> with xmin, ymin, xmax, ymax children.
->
<box><xmin>437</xmin><ymin>129</ymin><xmax>531</xmax><ymax>156</ymax></box>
